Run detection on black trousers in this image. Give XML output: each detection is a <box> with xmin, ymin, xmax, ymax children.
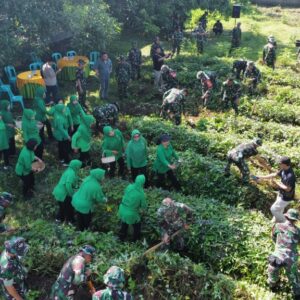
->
<box><xmin>77</xmin><ymin>212</ymin><xmax>92</xmax><ymax>231</ymax></box>
<box><xmin>119</xmin><ymin>222</ymin><xmax>141</xmax><ymax>242</ymax></box>
<box><xmin>45</xmin><ymin>85</ymin><xmax>59</xmax><ymax>104</ymax></box>
<box><xmin>131</xmin><ymin>166</ymin><xmax>148</xmax><ymax>188</ymax></box>
<box><xmin>156</xmin><ymin>170</ymin><xmax>181</xmax><ymax>191</ymax></box>
<box><xmin>58</xmin><ymin>140</ymin><xmax>70</xmax><ymax>163</ymax></box>
<box><xmin>56</xmin><ymin>196</ymin><xmax>74</xmax><ymax>223</ymax></box>
<box><xmin>8</xmin><ymin>137</ymin><xmax>16</xmax><ymax>156</ymax></box>
<box><xmin>34</xmin><ymin>142</ymin><xmax>44</xmax><ymax>160</ymax></box>
<box><xmin>20</xmin><ymin>172</ymin><xmax>35</xmax><ymax>196</ymax></box>
<box><xmin>107</xmin><ymin>157</ymin><xmax>125</xmax><ymax>178</ymax></box>
<box><xmin>39</xmin><ymin>119</ymin><xmax>53</xmax><ymax>142</ymax></box>
<box><xmin>0</xmin><ymin>149</ymin><xmax>9</xmax><ymax>166</ymax></box>
<box><xmin>77</xmin><ymin>88</ymin><xmax>87</xmax><ymax>108</ymax></box>
<box><xmin>79</xmin><ymin>151</ymin><xmax>91</xmax><ymax>167</ymax></box>
<box><xmin>224</xmin><ymin>96</ymin><xmax>239</xmax><ymax>115</ymax></box>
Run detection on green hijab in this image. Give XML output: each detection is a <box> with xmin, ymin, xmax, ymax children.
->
<box><xmin>83</xmin><ymin>168</ymin><xmax>105</xmax><ymax>184</ymax></box>
<box><xmin>0</xmin><ymin>100</ymin><xmax>13</xmax><ymax>123</ymax></box>
<box><xmin>68</xmin><ymin>95</ymin><xmax>81</xmax><ymax>116</ymax></box>
<box><xmin>69</xmin><ymin>159</ymin><xmax>82</xmax><ymax>171</ymax></box>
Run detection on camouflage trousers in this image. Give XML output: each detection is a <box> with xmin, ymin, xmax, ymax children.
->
<box><xmin>225</xmin><ymin>156</ymin><xmax>249</xmax><ymax>182</ymax></box>
<box><xmin>172</xmin><ymin>43</ymin><xmax>181</xmax><ymax>55</ymax></box>
<box><xmin>131</xmin><ymin>65</ymin><xmax>141</xmax><ymax>80</ymax></box>
<box><xmin>161</xmin><ymin>106</ymin><xmax>182</xmax><ymax>125</ymax></box>
<box><xmin>50</xmin><ymin>282</ymin><xmax>75</xmax><ymax>300</ymax></box>
<box><xmin>197</xmin><ymin>40</ymin><xmax>204</xmax><ymax>54</ymax></box>
<box><xmin>117</xmin><ymin>82</ymin><xmax>129</xmax><ymax>100</ymax></box>
<box><xmin>223</xmin><ymin>96</ymin><xmax>239</xmax><ymax>115</ymax></box>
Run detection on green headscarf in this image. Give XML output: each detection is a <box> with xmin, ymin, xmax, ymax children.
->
<box><xmin>82</xmin><ymin>114</ymin><xmax>95</xmax><ymax>128</ymax></box>
<box><xmin>127</xmin><ymin>174</ymin><xmax>145</xmax><ymax>194</ymax></box>
<box><xmin>55</xmin><ymin>104</ymin><xmax>66</xmax><ymax>115</ymax></box>
<box><xmin>103</xmin><ymin>125</ymin><xmax>113</xmax><ymax>136</ymax></box>
<box><xmin>68</xmin><ymin>95</ymin><xmax>82</xmax><ymax>122</ymax></box>
<box><xmin>102</xmin><ymin>126</ymin><xmax>125</xmax><ymax>160</ymax></box>
<box><xmin>22</xmin><ymin>109</ymin><xmax>40</xmax><ymax>143</ymax></box>
<box><xmin>69</xmin><ymin>159</ymin><xmax>82</xmax><ymax>171</ymax></box>
<box><xmin>0</xmin><ymin>100</ymin><xmax>15</xmax><ymax>138</ymax></box>
<box><xmin>89</xmin><ymin>168</ymin><xmax>105</xmax><ymax>181</ymax></box>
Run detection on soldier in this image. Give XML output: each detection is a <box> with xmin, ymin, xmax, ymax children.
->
<box><xmin>267</xmin><ymin>209</ymin><xmax>300</xmax><ymax>299</ymax></box>
<box><xmin>244</xmin><ymin>61</ymin><xmax>261</xmax><ymax>93</ymax></box>
<box><xmin>263</xmin><ymin>36</ymin><xmax>277</xmax><ymax>69</ymax></box>
<box><xmin>172</xmin><ymin>27</ymin><xmax>184</xmax><ymax>56</ymax></box>
<box><xmin>221</xmin><ymin>77</ymin><xmax>241</xmax><ymax>115</ymax></box>
<box><xmin>150</xmin><ymin>37</ymin><xmax>165</xmax><ymax>58</ymax></box>
<box><xmin>213</xmin><ymin>20</ymin><xmax>223</xmax><ymax>36</ymax></box>
<box><xmin>75</xmin><ymin>59</ymin><xmax>88</xmax><ymax>109</ymax></box>
<box><xmin>160</xmin><ymin>65</ymin><xmax>178</xmax><ymax>93</ymax></box>
<box><xmin>196</xmin><ymin>71</ymin><xmax>216</xmax><ymax>107</ymax></box>
<box><xmin>128</xmin><ymin>41</ymin><xmax>142</xmax><ymax>80</ymax></box>
<box><xmin>161</xmin><ymin>88</ymin><xmax>187</xmax><ymax>125</ymax></box>
<box><xmin>199</xmin><ymin>11</ymin><xmax>208</xmax><ymax>31</ymax></box>
<box><xmin>115</xmin><ymin>56</ymin><xmax>131</xmax><ymax>101</ymax></box>
<box><xmin>157</xmin><ymin>198</ymin><xmax>193</xmax><ymax>250</ymax></box>
<box><xmin>224</xmin><ymin>138</ymin><xmax>262</xmax><ymax>183</ymax></box>
<box><xmin>92</xmin><ymin>266</ymin><xmax>132</xmax><ymax>300</ymax></box>
<box><xmin>51</xmin><ymin>245</ymin><xmax>95</xmax><ymax>300</ymax></box>
<box><xmin>0</xmin><ymin>237</ymin><xmax>29</xmax><ymax>300</ymax></box>
<box><xmin>230</xmin><ymin>22</ymin><xmax>242</xmax><ymax>53</ymax></box>
<box><xmin>93</xmin><ymin>103</ymin><xmax>119</xmax><ymax>132</ymax></box>
<box><xmin>0</xmin><ymin>192</ymin><xmax>13</xmax><ymax>233</ymax></box>
<box><xmin>232</xmin><ymin>59</ymin><xmax>248</xmax><ymax>80</ymax></box>
<box><xmin>193</xmin><ymin>24</ymin><xmax>206</xmax><ymax>54</ymax></box>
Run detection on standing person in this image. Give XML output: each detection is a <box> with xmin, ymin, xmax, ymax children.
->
<box><xmin>172</xmin><ymin>27</ymin><xmax>184</xmax><ymax>56</ymax></box>
<box><xmin>52</xmin><ymin>104</ymin><xmax>71</xmax><ymax>166</ymax></box>
<box><xmin>213</xmin><ymin>20</ymin><xmax>223</xmax><ymax>36</ymax></box>
<box><xmin>94</xmin><ymin>52</ymin><xmax>113</xmax><ymax>100</ymax></box>
<box><xmin>118</xmin><ymin>175</ymin><xmax>147</xmax><ymax>242</ymax></box>
<box><xmin>244</xmin><ymin>61</ymin><xmax>261</xmax><ymax>93</ymax></box>
<box><xmin>51</xmin><ymin>245</ymin><xmax>95</xmax><ymax>300</ymax></box>
<box><xmin>75</xmin><ymin>59</ymin><xmax>88</xmax><ymax>109</ymax></box>
<box><xmin>0</xmin><ymin>192</ymin><xmax>13</xmax><ymax>233</ymax></box>
<box><xmin>196</xmin><ymin>71</ymin><xmax>216</xmax><ymax>107</ymax></box>
<box><xmin>33</xmin><ymin>86</ymin><xmax>53</xmax><ymax>143</ymax></box>
<box><xmin>0</xmin><ymin>115</ymin><xmax>10</xmax><ymax>170</ymax></box>
<box><xmin>21</xmin><ymin>109</ymin><xmax>44</xmax><ymax>159</ymax></box>
<box><xmin>67</xmin><ymin>95</ymin><xmax>85</xmax><ymax>134</ymax></box>
<box><xmin>15</xmin><ymin>139</ymin><xmax>43</xmax><ymax>199</ymax></box>
<box><xmin>153</xmin><ymin>134</ymin><xmax>181</xmax><ymax>191</ymax></box>
<box><xmin>126</xmin><ymin>129</ymin><xmax>148</xmax><ymax>185</ymax></box>
<box><xmin>254</xmin><ymin>157</ymin><xmax>296</xmax><ymax>223</ymax></box>
<box><xmin>93</xmin><ymin>103</ymin><xmax>119</xmax><ymax>131</ymax></box>
<box><xmin>199</xmin><ymin>11</ymin><xmax>208</xmax><ymax>31</ymax></box>
<box><xmin>267</xmin><ymin>209</ymin><xmax>300</xmax><ymax>299</ymax></box>
<box><xmin>41</xmin><ymin>58</ymin><xmax>61</xmax><ymax>105</ymax></box>
<box><xmin>230</xmin><ymin>22</ymin><xmax>242</xmax><ymax>54</ymax></box>
<box><xmin>128</xmin><ymin>41</ymin><xmax>142</xmax><ymax>80</ymax></box>
<box><xmin>0</xmin><ymin>237</ymin><xmax>29</xmax><ymax>300</ymax></box>
<box><xmin>193</xmin><ymin>24</ymin><xmax>206</xmax><ymax>54</ymax></box>
<box><xmin>53</xmin><ymin>159</ymin><xmax>82</xmax><ymax>224</ymax></box>
<box><xmin>102</xmin><ymin>126</ymin><xmax>125</xmax><ymax>178</ymax></box>
<box><xmin>224</xmin><ymin>138</ymin><xmax>262</xmax><ymax>183</ymax></box>
<box><xmin>0</xmin><ymin>100</ymin><xmax>16</xmax><ymax>156</ymax></box>
<box><xmin>72</xmin><ymin>169</ymin><xmax>107</xmax><ymax>231</ymax></box>
<box><xmin>150</xmin><ymin>36</ymin><xmax>165</xmax><ymax>58</ymax></box>
<box><xmin>263</xmin><ymin>36</ymin><xmax>277</xmax><ymax>69</ymax></box>
<box><xmin>221</xmin><ymin>77</ymin><xmax>241</xmax><ymax>115</ymax></box>
<box><xmin>232</xmin><ymin>59</ymin><xmax>248</xmax><ymax>80</ymax></box>
<box><xmin>115</xmin><ymin>56</ymin><xmax>131</xmax><ymax>100</ymax></box>
<box><xmin>93</xmin><ymin>266</ymin><xmax>133</xmax><ymax>300</ymax></box>
<box><xmin>72</xmin><ymin>114</ymin><xmax>95</xmax><ymax>167</ymax></box>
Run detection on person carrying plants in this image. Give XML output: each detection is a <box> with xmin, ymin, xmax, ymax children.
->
<box><xmin>118</xmin><ymin>175</ymin><xmax>147</xmax><ymax>242</ymax></box>
<box><xmin>0</xmin><ymin>115</ymin><xmax>10</xmax><ymax>170</ymax></box>
<box><xmin>254</xmin><ymin>156</ymin><xmax>296</xmax><ymax>223</ymax></box>
<box><xmin>53</xmin><ymin>159</ymin><xmax>82</xmax><ymax>224</ymax></box>
<box><xmin>93</xmin><ymin>103</ymin><xmax>119</xmax><ymax>132</ymax></box>
<box><xmin>266</xmin><ymin>209</ymin><xmax>300</xmax><ymax>299</ymax></box>
<box><xmin>128</xmin><ymin>41</ymin><xmax>142</xmax><ymax>80</ymax></box>
<box><xmin>153</xmin><ymin>134</ymin><xmax>181</xmax><ymax>191</ymax></box>
<box><xmin>67</xmin><ymin>95</ymin><xmax>85</xmax><ymax>135</ymax></box>
<box><xmin>157</xmin><ymin>197</ymin><xmax>193</xmax><ymax>250</ymax></box>
<box><xmin>224</xmin><ymin>138</ymin><xmax>262</xmax><ymax>183</ymax></box>
<box><xmin>115</xmin><ymin>56</ymin><xmax>131</xmax><ymax>101</ymax></box>
<box><xmin>72</xmin><ymin>114</ymin><xmax>95</xmax><ymax>167</ymax></box>
<box><xmin>72</xmin><ymin>168</ymin><xmax>107</xmax><ymax>231</ymax></box>
<box><xmin>102</xmin><ymin>126</ymin><xmax>125</xmax><ymax>178</ymax></box>
<box><xmin>263</xmin><ymin>35</ymin><xmax>277</xmax><ymax>69</ymax></box>
<box><xmin>0</xmin><ymin>237</ymin><xmax>29</xmax><ymax>300</ymax></box>
<box><xmin>92</xmin><ymin>266</ymin><xmax>132</xmax><ymax>300</ymax></box>
<box><xmin>221</xmin><ymin>76</ymin><xmax>241</xmax><ymax>115</ymax></box>
<box><xmin>196</xmin><ymin>70</ymin><xmax>216</xmax><ymax>107</ymax></box>
<box><xmin>243</xmin><ymin>61</ymin><xmax>261</xmax><ymax>94</ymax></box>
<box><xmin>51</xmin><ymin>245</ymin><xmax>96</xmax><ymax>300</ymax></box>
<box><xmin>171</xmin><ymin>27</ymin><xmax>184</xmax><ymax>56</ymax></box>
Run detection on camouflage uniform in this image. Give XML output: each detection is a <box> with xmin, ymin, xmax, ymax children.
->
<box><xmin>244</xmin><ymin>64</ymin><xmax>261</xmax><ymax>92</ymax></box>
<box><xmin>263</xmin><ymin>43</ymin><xmax>276</xmax><ymax>69</ymax></box>
<box><xmin>115</xmin><ymin>60</ymin><xmax>131</xmax><ymax>100</ymax></box>
<box><xmin>197</xmin><ymin>71</ymin><xmax>216</xmax><ymax>107</ymax></box>
<box><xmin>0</xmin><ymin>237</ymin><xmax>29</xmax><ymax>300</ymax></box>
<box><xmin>232</xmin><ymin>60</ymin><xmax>247</xmax><ymax>80</ymax></box>
<box><xmin>93</xmin><ymin>103</ymin><xmax>119</xmax><ymax>131</ymax></box>
<box><xmin>0</xmin><ymin>193</ymin><xmax>12</xmax><ymax>233</ymax></box>
<box><xmin>221</xmin><ymin>80</ymin><xmax>241</xmax><ymax>115</ymax></box>
<box><xmin>231</xmin><ymin>26</ymin><xmax>242</xmax><ymax>49</ymax></box>
<box><xmin>93</xmin><ymin>266</ymin><xmax>132</xmax><ymax>300</ymax></box>
<box><xmin>128</xmin><ymin>44</ymin><xmax>142</xmax><ymax>80</ymax></box>
<box><xmin>172</xmin><ymin>30</ymin><xmax>184</xmax><ymax>55</ymax></box>
<box><xmin>150</xmin><ymin>42</ymin><xmax>165</xmax><ymax>58</ymax></box>
<box><xmin>267</xmin><ymin>209</ymin><xmax>300</xmax><ymax>298</ymax></box>
<box><xmin>160</xmin><ymin>65</ymin><xmax>178</xmax><ymax>93</ymax></box>
<box><xmin>161</xmin><ymin>88</ymin><xmax>186</xmax><ymax>125</ymax></box>
<box><xmin>193</xmin><ymin>25</ymin><xmax>206</xmax><ymax>54</ymax></box>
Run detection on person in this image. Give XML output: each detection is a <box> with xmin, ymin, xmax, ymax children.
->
<box><xmin>221</xmin><ymin>77</ymin><xmax>241</xmax><ymax>115</ymax></box>
<box><xmin>33</xmin><ymin>86</ymin><xmax>53</xmax><ymax>143</ymax></box>
<box><xmin>75</xmin><ymin>59</ymin><xmax>88</xmax><ymax>109</ymax></box>
<box><xmin>0</xmin><ymin>192</ymin><xmax>13</xmax><ymax>233</ymax></box>
<box><xmin>115</xmin><ymin>56</ymin><xmax>131</xmax><ymax>100</ymax></box>
<box><xmin>0</xmin><ymin>237</ymin><xmax>29</xmax><ymax>300</ymax></box>
<box><xmin>72</xmin><ymin>114</ymin><xmax>95</xmax><ymax>167</ymax></box>
<box><xmin>0</xmin><ymin>100</ymin><xmax>16</xmax><ymax>156</ymax></box>
<box><xmin>150</xmin><ymin>36</ymin><xmax>165</xmax><ymax>58</ymax></box>
<box><xmin>196</xmin><ymin>71</ymin><xmax>216</xmax><ymax>107</ymax></box>
<box><xmin>92</xmin><ymin>266</ymin><xmax>132</xmax><ymax>300</ymax></box>
<box><xmin>254</xmin><ymin>156</ymin><xmax>296</xmax><ymax>223</ymax></box>
<box><xmin>51</xmin><ymin>245</ymin><xmax>95</xmax><ymax>300</ymax></box>
<box><xmin>118</xmin><ymin>175</ymin><xmax>147</xmax><ymax>242</ymax></box>
<box><xmin>230</xmin><ymin>22</ymin><xmax>242</xmax><ymax>53</ymax></box>
<box><xmin>213</xmin><ymin>20</ymin><xmax>223</xmax><ymax>36</ymax></box>
<box><xmin>160</xmin><ymin>65</ymin><xmax>178</xmax><ymax>93</ymax></box>
<box><xmin>267</xmin><ymin>209</ymin><xmax>300</xmax><ymax>299</ymax></box>
<box><xmin>72</xmin><ymin>169</ymin><xmax>107</xmax><ymax>231</ymax></box>
<box><xmin>193</xmin><ymin>23</ymin><xmax>206</xmax><ymax>54</ymax></box>
<box><xmin>224</xmin><ymin>138</ymin><xmax>262</xmax><ymax>183</ymax></box>
<box><xmin>172</xmin><ymin>27</ymin><xmax>184</xmax><ymax>55</ymax></box>
<box><xmin>126</xmin><ymin>129</ymin><xmax>148</xmax><ymax>186</ymax></box>
<box><xmin>263</xmin><ymin>36</ymin><xmax>277</xmax><ymax>69</ymax></box>
<box><xmin>93</xmin><ymin>103</ymin><xmax>119</xmax><ymax>131</ymax></box>
<box><xmin>52</xmin><ymin>104</ymin><xmax>71</xmax><ymax>166</ymax></box>
<box><xmin>94</xmin><ymin>52</ymin><xmax>113</xmax><ymax>100</ymax></box>
<box><xmin>53</xmin><ymin>159</ymin><xmax>82</xmax><ymax>224</ymax></box>
<box><xmin>161</xmin><ymin>88</ymin><xmax>187</xmax><ymax>125</ymax></box>
<box><xmin>67</xmin><ymin>95</ymin><xmax>85</xmax><ymax>134</ymax></box>
<box><xmin>15</xmin><ymin>139</ymin><xmax>43</xmax><ymax>199</ymax></box>
<box><xmin>199</xmin><ymin>11</ymin><xmax>208</xmax><ymax>31</ymax></box>
<box><xmin>0</xmin><ymin>115</ymin><xmax>10</xmax><ymax>170</ymax></box>
<box><xmin>157</xmin><ymin>198</ymin><xmax>192</xmax><ymax>250</ymax></box>
<box><xmin>21</xmin><ymin>109</ymin><xmax>44</xmax><ymax>159</ymax></box>
<box><xmin>153</xmin><ymin>134</ymin><xmax>181</xmax><ymax>191</ymax></box>
<box><xmin>102</xmin><ymin>126</ymin><xmax>125</xmax><ymax>178</ymax></box>
<box><xmin>128</xmin><ymin>41</ymin><xmax>142</xmax><ymax>80</ymax></box>
<box><xmin>244</xmin><ymin>61</ymin><xmax>261</xmax><ymax>93</ymax></box>
<box><xmin>232</xmin><ymin>59</ymin><xmax>248</xmax><ymax>80</ymax></box>
<box><xmin>41</xmin><ymin>58</ymin><xmax>61</xmax><ymax>104</ymax></box>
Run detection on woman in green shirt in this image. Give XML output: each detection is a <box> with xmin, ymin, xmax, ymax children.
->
<box><xmin>153</xmin><ymin>134</ymin><xmax>181</xmax><ymax>191</ymax></box>
<box><xmin>67</xmin><ymin>95</ymin><xmax>84</xmax><ymax>134</ymax></box>
<box><xmin>118</xmin><ymin>175</ymin><xmax>147</xmax><ymax>242</ymax></box>
<box><xmin>0</xmin><ymin>115</ymin><xmax>10</xmax><ymax>169</ymax></box>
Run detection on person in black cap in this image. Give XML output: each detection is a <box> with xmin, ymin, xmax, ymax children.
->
<box><xmin>76</xmin><ymin>59</ymin><xmax>87</xmax><ymax>109</ymax></box>
<box><xmin>255</xmin><ymin>156</ymin><xmax>296</xmax><ymax>223</ymax></box>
